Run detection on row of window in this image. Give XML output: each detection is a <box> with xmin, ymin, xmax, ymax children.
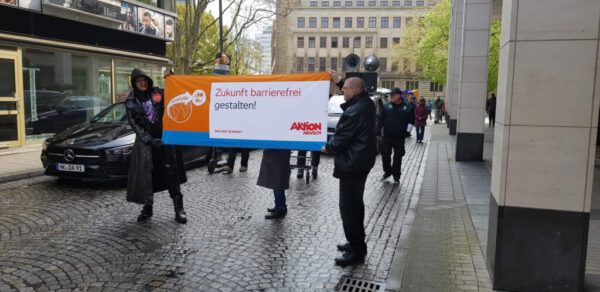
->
<box><xmin>295</xmin><ymin>56</ymin><xmax>396</xmax><ymax>72</ymax></box>
<box><xmin>308</xmin><ymin>0</ymin><xmax>430</xmax><ymax>7</ymax></box>
<box><xmin>297</xmin><ymin>36</ymin><xmax>400</xmax><ymax>49</ymax></box>
<box><xmin>298</xmin><ymin>16</ymin><xmax>411</xmax><ymax>29</ymax></box>
<box><xmin>380</xmin><ymin>81</ymin><xmax>444</xmax><ymax>92</ymax></box>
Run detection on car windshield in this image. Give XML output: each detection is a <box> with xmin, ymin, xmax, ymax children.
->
<box><xmin>91</xmin><ymin>103</ymin><xmax>128</xmax><ymax>124</ymax></box>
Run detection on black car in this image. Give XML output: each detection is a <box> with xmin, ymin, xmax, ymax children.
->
<box><xmin>41</xmin><ymin>102</ymin><xmax>212</xmax><ymax>180</ymax></box>
<box><xmin>29</xmin><ymin>96</ymin><xmax>111</xmax><ymax>134</ymax></box>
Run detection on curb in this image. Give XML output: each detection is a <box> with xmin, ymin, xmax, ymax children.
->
<box><xmin>0</xmin><ymin>170</ymin><xmax>45</xmax><ymax>184</ymax></box>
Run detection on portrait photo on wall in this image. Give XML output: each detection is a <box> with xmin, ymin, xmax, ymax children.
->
<box><xmin>138</xmin><ymin>8</ymin><xmax>164</xmax><ymax>38</ymax></box>
<box><xmin>119</xmin><ymin>2</ymin><xmax>137</xmax><ymax>32</ymax></box>
<box><xmin>164</xmin><ymin>15</ymin><xmax>175</xmax><ymax>41</ymax></box>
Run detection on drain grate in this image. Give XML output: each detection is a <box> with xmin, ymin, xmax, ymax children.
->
<box><xmin>335</xmin><ymin>276</ymin><xmax>385</xmax><ymax>292</ymax></box>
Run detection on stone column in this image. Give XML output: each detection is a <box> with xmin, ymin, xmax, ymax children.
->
<box><xmin>454</xmin><ymin>0</ymin><xmax>491</xmax><ymax>161</ymax></box>
<box><xmin>447</xmin><ymin>0</ymin><xmax>464</xmax><ymax>135</ymax></box>
<box><xmin>488</xmin><ymin>1</ymin><xmax>600</xmax><ymax>290</ymax></box>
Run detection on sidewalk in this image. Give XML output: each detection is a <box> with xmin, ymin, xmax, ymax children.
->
<box><xmin>0</xmin><ymin>144</ymin><xmax>44</xmax><ymax>184</ymax></box>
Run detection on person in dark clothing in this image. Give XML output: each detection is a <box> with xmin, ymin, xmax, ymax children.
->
<box><xmin>222</xmin><ymin>148</ymin><xmax>250</xmax><ymax>173</ymax></box>
<box><xmin>414</xmin><ymin>97</ymin><xmax>429</xmax><ymax>143</ymax></box>
<box><xmin>257</xmin><ymin>149</ymin><xmax>292</xmax><ymax>219</ymax></box>
<box><xmin>323</xmin><ymin>77</ymin><xmax>377</xmax><ymax>266</ymax></box>
<box><xmin>376</xmin><ymin>87</ymin><xmax>411</xmax><ymax>184</ymax></box>
<box><xmin>295</xmin><ymin>150</ymin><xmax>320</xmax><ymax>179</ymax></box>
<box><xmin>433</xmin><ymin>95</ymin><xmax>445</xmax><ymax>124</ymax></box>
<box><xmin>125</xmin><ymin>68</ymin><xmax>188</xmax><ymax>224</ymax></box>
<box><xmin>486</xmin><ymin>93</ymin><xmax>497</xmax><ymax>127</ymax></box>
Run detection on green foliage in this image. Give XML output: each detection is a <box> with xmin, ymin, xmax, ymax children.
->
<box><xmin>487</xmin><ymin>20</ymin><xmax>501</xmax><ymax>93</ymax></box>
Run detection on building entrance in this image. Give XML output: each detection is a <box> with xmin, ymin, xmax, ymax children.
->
<box><xmin>0</xmin><ymin>49</ymin><xmax>23</xmax><ymax>147</ymax></box>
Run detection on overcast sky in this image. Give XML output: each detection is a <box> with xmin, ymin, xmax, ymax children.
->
<box><xmin>205</xmin><ymin>0</ymin><xmax>273</xmax><ymax>39</ymax></box>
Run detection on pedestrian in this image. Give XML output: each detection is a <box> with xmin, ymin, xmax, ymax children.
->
<box><xmin>415</xmin><ymin>97</ymin><xmax>428</xmax><ymax>143</ymax></box>
<box><xmin>222</xmin><ymin>148</ymin><xmax>250</xmax><ymax>173</ymax></box>
<box><xmin>433</xmin><ymin>95</ymin><xmax>445</xmax><ymax>124</ymax></box>
<box><xmin>426</xmin><ymin>98</ymin><xmax>434</xmax><ymax>120</ymax></box>
<box><xmin>486</xmin><ymin>93</ymin><xmax>497</xmax><ymax>127</ymax></box>
<box><xmin>405</xmin><ymin>92</ymin><xmax>416</xmax><ymax>137</ymax></box>
<box><xmin>323</xmin><ymin>76</ymin><xmax>377</xmax><ymax>266</ymax></box>
<box><xmin>377</xmin><ymin>87</ymin><xmax>411</xmax><ymax>184</ymax></box>
<box><xmin>257</xmin><ymin>149</ymin><xmax>292</xmax><ymax>219</ymax></box>
<box><xmin>296</xmin><ymin>150</ymin><xmax>320</xmax><ymax>179</ymax></box>
<box><xmin>125</xmin><ymin>68</ymin><xmax>188</xmax><ymax>223</ymax></box>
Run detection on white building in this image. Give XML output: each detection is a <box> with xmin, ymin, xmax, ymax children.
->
<box><xmin>255</xmin><ymin>25</ymin><xmax>273</xmax><ymax>74</ymax></box>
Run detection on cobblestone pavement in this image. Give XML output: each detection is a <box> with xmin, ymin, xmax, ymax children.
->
<box><xmin>0</xmin><ymin>132</ymin><xmax>429</xmax><ymax>291</ymax></box>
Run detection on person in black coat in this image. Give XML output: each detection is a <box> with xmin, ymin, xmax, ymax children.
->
<box><xmin>257</xmin><ymin>149</ymin><xmax>292</xmax><ymax>219</ymax></box>
<box><xmin>323</xmin><ymin>77</ymin><xmax>377</xmax><ymax>266</ymax></box>
<box><xmin>486</xmin><ymin>93</ymin><xmax>497</xmax><ymax>127</ymax></box>
<box><xmin>376</xmin><ymin>87</ymin><xmax>412</xmax><ymax>184</ymax></box>
<box><xmin>125</xmin><ymin>68</ymin><xmax>188</xmax><ymax>223</ymax></box>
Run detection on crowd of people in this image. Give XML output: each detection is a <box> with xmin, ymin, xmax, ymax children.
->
<box><xmin>123</xmin><ymin>68</ymin><xmax>449</xmax><ymax>267</ymax></box>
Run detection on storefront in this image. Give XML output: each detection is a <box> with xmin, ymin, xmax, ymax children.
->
<box><xmin>0</xmin><ymin>0</ymin><xmax>175</xmax><ymax>147</ymax></box>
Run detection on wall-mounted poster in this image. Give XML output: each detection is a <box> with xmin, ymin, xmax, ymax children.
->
<box><xmin>138</xmin><ymin>8</ymin><xmax>164</xmax><ymax>38</ymax></box>
<box><xmin>164</xmin><ymin>15</ymin><xmax>175</xmax><ymax>41</ymax></box>
<box><xmin>0</xmin><ymin>0</ymin><xmax>18</xmax><ymax>6</ymax></box>
<box><xmin>19</xmin><ymin>0</ymin><xmax>41</xmax><ymax>10</ymax></box>
<box><xmin>119</xmin><ymin>2</ymin><xmax>137</xmax><ymax>32</ymax></box>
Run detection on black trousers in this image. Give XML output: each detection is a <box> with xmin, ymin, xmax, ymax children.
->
<box><xmin>489</xmin><ymin>112</ymin><xmax>496</xmax><ymax>127</ymax></box>
<box><xmin>227</xmin><ymin>148</ymin><xmax>249</xmax><ymax>168</ymax></box>
<box><xmin>380</xmin><ymin>139</ymin><xmax>405</xmax><ymax>180</ymax></box>
<box><xmin>339</xmin><ymin>176</ymin><xmax>368</xmax><ymax>254</ymax></box>
<box><xmin>296</xmin><ymin>150</ymin><xmax>321</xmax><ymax>167</ymax></box>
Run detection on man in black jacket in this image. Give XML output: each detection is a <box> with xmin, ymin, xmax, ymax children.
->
<box><xmin>377</xmin><ymin>87</ymin><xmax>411</xmax><ymax>184</ymax></box>
<box><xmin>323</xmin><ymin>77</ymin><xmax>377</xmax><ymax>266</ymax></box>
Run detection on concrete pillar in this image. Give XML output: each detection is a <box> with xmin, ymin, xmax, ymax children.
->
<box><xmin>447</xmin><ymin>0</ymin><xmax>464</xmax><ymax>135</ymax></box>
<box><xmin>454</xmin><ymin>0</ymin><xmax>491</xmax><ymax>161</ymax></box>
<box><xmin>488</xmin><ymin>1</ymin><xmax>600</xmax><ymax>290</ymax></box>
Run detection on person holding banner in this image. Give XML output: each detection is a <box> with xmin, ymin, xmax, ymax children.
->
<box><xmin>125</xmin><ymin>68</ymin><xmax>188</xmax><ymax>224</ymax></box>
<box><xmin>323</xmin><ymin>77</ymin><xmax>377</xmax><ymax>266</ymax></box>
<box><xmin>257</xmin><ymin>149</ymin><xmax>292</xmax><ymax>219</ymax></box>
<box><xmin>376</xmin><ymin>87</ymin><xmax>412</xmax><ymax>184</ymax></box>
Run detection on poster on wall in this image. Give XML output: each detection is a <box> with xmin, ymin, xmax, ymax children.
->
<box><xmin>164</xmin><ymin>15</ymin><xmax>175</xmax><ymax>41</ymax></box>
<box><xmin>46</xmin><ymin>0</ymin><xmax>121</xmax><ymax>21</ymax></box>
<box><xmin>0</xmin><ymin>0</ymin><xmax>18</xmax><ymax>6</ymax></box>
<box><xmin>162</xmin><ymin>73</ymin><xmax>330</xmax><ymax>150</ymax></box>
<box><xmin>19</xmin><ymin>0</ymin><xmax>41</xmax><ymax>10</ymax></box>
<box><xmin>119</xmin><ymin>2</ymin><xmax>137</xmax><ymax>32</ymax></box>
<box><xmin>138</xmin><ymin>7</ymin><xmax>164</xmax><ymax>38</ymax></box>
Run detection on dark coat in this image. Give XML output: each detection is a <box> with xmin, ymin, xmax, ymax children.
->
<box><xmin>414</xmin><ymin>103</ymin><xmax>428</xmax><ymax>127</ymax></box>
<box><xmin>376</xmin><ymin>101</ymin><xmax>412</xmax><ymax>141</ymax></box>
<box><xmin>257</xmin><ymin>149</ymin><xmax>291</xmax><ymax>190</ymax></box>
<box><xmin>486</xmin><ymin>96</ymin><xmax>497</xmax><ymax>115</ymax></box>
<box><xmin>325</xmin><ymin>91</ymin><xmax>377</xmax><ymax>179</ymax></box>
<box><xmin>125</xmin><ymin>68</ymin><xmax>187</xmax><ymax>204</ymax></box>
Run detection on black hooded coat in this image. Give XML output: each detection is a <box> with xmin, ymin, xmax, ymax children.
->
<box><xmin>125</xmin><ymin>68</ymin><xmax>187</xmax><ymax>204</ymax></box>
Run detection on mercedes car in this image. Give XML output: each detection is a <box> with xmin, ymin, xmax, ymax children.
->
<box><xmin>41</xmin><ymin>102</ymin><xmax>211</xmax><ymax>180</ymax></box>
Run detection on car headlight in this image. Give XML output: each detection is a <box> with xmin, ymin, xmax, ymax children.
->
<box><xmin>104</xmin><ymin>145</ymin><xmax>133</xmax><ymax>155</ymax></box>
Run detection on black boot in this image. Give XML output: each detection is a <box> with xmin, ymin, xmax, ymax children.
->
<box><xmin>137</xmin><ymin>204</ymin><xmax>153</xmax><ymax>222</ymax></box>
<box><xmin>312</xmin><ymin>168</ymin><xmax>318</xmax><ymax>180</ymax></box>
<box><xmin>265</xmin><ymin>207</ymin><xmax>287</xmax><ymax>219</ymax></box>
<box><xmin>172</xmin><ymin>196</ymin><xmax>187</xmax><ymax>224</ymax></box>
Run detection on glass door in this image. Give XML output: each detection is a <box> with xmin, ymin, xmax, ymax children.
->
<box><xmin>0</xmin><ymin>50</ymin><xmax>23</xmax><ymax>147</ymax></box>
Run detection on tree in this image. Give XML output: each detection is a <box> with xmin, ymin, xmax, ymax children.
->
<box><xmin>487</xmin><ymin>20</ymin><xmax>501</xmax><ymax>93</ymax></box>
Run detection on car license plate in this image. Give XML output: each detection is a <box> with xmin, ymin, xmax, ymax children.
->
<box><xmin>57</xmin><ymin>163</ymin><xmax>85</xmax><ymax>172</ymax></box>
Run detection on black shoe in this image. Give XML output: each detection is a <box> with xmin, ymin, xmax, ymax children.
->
<box><xmin>312</xmin><ymin>168</ymin><xmax>318</xmax><ymax>180</ymax></box>
<box><xmin>296</xmin><ymin>170</ymin><xmax>304</xmax><ymax>179</ymax></box>
<box><xmin>393</xmin><ymin>179</ymin><xmax>400</xmax><ymax>184</ymax></box>
<box><xmin>336</xmin><ymin>242</ymin><xmax>352</xmax><ymax>252</ymax></box>
<box><xmin>137</xmin><ymin>204</ymin><xmax>153</xmax><ymax>222</ymax></box>
<box><xmin>334</xmin><ymin>251</ymin><xmax>366</xmax><ymax>266</ymax></box>
<box><xmin>172</xmin><ymin>196</ymin><xmax>187</xmax><ymax>224</ymax></box>
<box><xmin>265</xmin><ymin>209</ymin><xmax>287</xmax><ymax>219</ymax></box>
<box><xmin>267</xmin><ymin>207</ymin><xmax>276</xmax><ymax>212</ymax></box>
<box><xmin>381</xmin><ymin>173</ymin><xmax>392</xmax><ymax>181</ymax></box>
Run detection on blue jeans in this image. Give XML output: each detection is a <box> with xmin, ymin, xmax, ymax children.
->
<box><xmin>274</xmin><ymin>189</ymin><xmax>287</xmax><ymax>211</ymax></box>
<box><xmin>416</xmin><ymin>126</ymin><xmax>425</xmax><ymax>141</ymax></box>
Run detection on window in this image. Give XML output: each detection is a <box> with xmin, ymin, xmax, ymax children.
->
<box><xmin>322</xmin><ymin>1</ymin><xmax>329</xmax><ymax>6</ymax></box>
<box><xmin>393</xmin><ymin>37</ymin><xmax>400</xmax><ymax>44</ymax></box>
<box><xmin>309</xmin><ymin>17</ymin><xmax>317</xmax><ymax>28</ymax></box>
<box><xmin>357</xmin><ymin>0</ymin><xmax>364</xmax><ymax>5</ymax></box>
<box><xmin>392</xmin><ymin>1</ymin><xmax>401</xmax><ymax>6</ymax></box>
<box><xmin>308</xmin><ymin>37</ymin><xmax>316</xmax><ymax>48</ymax></box>
<box><xmin>296</xmin><ymin>57</ymin><xmax>304</xmax><ymax>72</ymax></box>
<box><xmin>345</xmin><ymin>17</ymin><xmax>353</xmax><ymax>28</ymax></box>
<box><xmin>380</xmin><ymin>57</ymin><xmax>387</xmax><ymax>72</ymax></box>
<box><xmin>393</xmin><ymin>16</ymin><xmax>401</xmax><ymax>28</ymax></box>
<box><xmin>365</xmin><ymin>37</ymin><xmax>373</xmax><ymax>48</ymax></box>
<box><xmin>345</xmin><ymin>1</ymin><xmax>352</xmax><ymax>6</ymax></box>
<box><xmin>353</xmin><ymin>36</ymin><xmax>361</xmax><ymax>48</ymax></box>
<box><xmin>382</xmin><ymin>80</ymin><xmax>395</xmax><ymax>88</ymax></box>
<box><xmin>381</xmin><ymin>17</ymin><xmax>389</xmax><ymax>28</ymax></box>
<box><xmin>331</xmin><ymin>57</ymin><xmax>338</xmax><ymax>70</ymax></box>
<box><xmin>416</xmin><ymin>0</ymin><xmax>424</xmax><ymax>6</ymax></box>
<box><xmin>320</xmin><ymin>36</ymin><xmax>327</xmax><ymax>48</ymax></box>
<box><xmin>308</xmin><ymin>57</ymin><xmax>316</xmax><ymax>72</ymax></box>
<box><xmin>369</xmin><ymin>17</ymin><xmax>376</xmax><ymax>28</ymax></box>
<box><xmin>406</xmin><ymin>81</ymin><xmax>419</xmax><ymax>90</ymax></box>
<box><xmin>430</xmin><ymin>82</ymin><xmax>444</xmax><ymax>92</ymax></box>
<box><xmin>319</xmin><ymin>57</ymin><xmax>327</xmax><ymax>71</ymax></box>
<box><xmin>297</xmin><ymin>37</ymin><xmax>304</xmax><ymax>48</ymax></box>
<box><xmin>404</xmin><ymin>0</ymin><xmax>412</xmax><ymax>6</ymax></box>
<box><xmin>381</xmin><ymin>0</ymin><xmax>388</xmax><ymax>6</ymax></box>
<box><xmin>380</xmin><ymin>37</ymin><xmax>388</xmax><ymax>48</ymax></box>
<box><xmin>310</xmin><ymin>1</ymin><xmax>318</xmax><ymax>6</ymax></box>
<box><xmin>343</xmin><ymin>37</ymin><xmax>350</xmax><ymax>48</ymax></box>
<box><xmin>331</xmin><ymin>37</ymin><xmax>338</xmax><ymax>48</ymax></box>
<box><xmin>357</xmin><ymin>17</ymin><xmax>364</xmax><ymax>28</ymax></box>
<box><xmin>321</xmin><ymin>17</ymin><xmax>329</xmax><ymax>28</ymax></box>
<box><xmin>368</xmin><ymin>1</ymin><xmax>376</xmax><ymax>6</ymax></box>
<box><xmin>333</xmin><ymin>17</ymin><xmax>340</xmax><ymax>28</ymax></box>
<box><xmin>298</xmin><ymin>17</ymin><xmax>305</xmax><ymax>28</ymax></box>
<box><xmin>333</xmin><ymin>1</ymin><xmax>341</xmax><ymax>6</ymax></box>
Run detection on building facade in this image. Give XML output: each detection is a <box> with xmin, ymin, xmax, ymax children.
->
<box><xmin>0</xmin><ymin>0</ymin><xmax>176</xmax><ymax>148</ymax></box>
<box><xmin>255</xmin><ymin>25</ymin><xmax>273</xmax><ymax>74</ymax></box>
<box><xmin>272</xmin><ymin>0</ymin><xmax>444</xmax><ymax>97</ymax></box>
